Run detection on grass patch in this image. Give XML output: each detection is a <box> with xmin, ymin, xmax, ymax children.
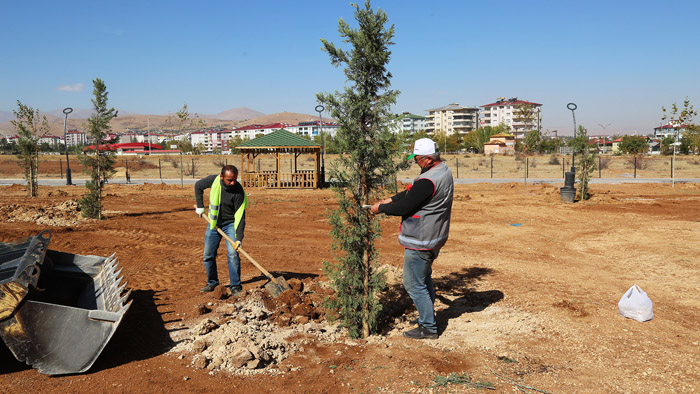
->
<box><xmin>430</xmin><ymin>372</ymin><xmax>496</xmax><ymax>390</ymax></box>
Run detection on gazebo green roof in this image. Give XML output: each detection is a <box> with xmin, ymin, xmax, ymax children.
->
<box><xmin>237</xmin><ymin>129</ymin><xmax>321</xmax><ymax>148</ymax></box>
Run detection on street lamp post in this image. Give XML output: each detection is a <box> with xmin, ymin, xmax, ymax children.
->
<box><xmin>598</xmin><ymin>123</ymin><xmax>611</xmax><ymax>153</ymax></box>
<box><xmin>560</xmin><ymin>103</ymin><xmax>578</xmax><ymax>203</ymax></box>
<box><xmin>315</xmin><ymin>105</ymin><xmax>326</xmax><ymax>185</ymax></box>
<box><xmin>63</xmin><ymin>107</ymin><xmax>73</xmax><ymax>185</ymax></box>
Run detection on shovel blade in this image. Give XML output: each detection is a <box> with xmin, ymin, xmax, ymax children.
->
<box><xmin>264</xmin><ymin>276</ymin><xmax>292</xmax><ymax>297</ymax></box>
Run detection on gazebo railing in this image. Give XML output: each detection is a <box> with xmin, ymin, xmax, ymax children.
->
<box><xmin>242</xmin><ymin>171</ymin><xmax>317</xmax><ymax>189</ymax></box>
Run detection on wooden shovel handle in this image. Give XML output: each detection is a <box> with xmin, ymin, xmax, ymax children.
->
<box><xmin>198</xmin><ymin>210</ymin><xmax>279</xmax><ymax>285</ymax></box>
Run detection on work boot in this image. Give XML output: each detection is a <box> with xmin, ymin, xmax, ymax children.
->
<box><xmin>230</xmin><ymin>285</ymin><xmax>243</xmax><ymax>297</ymax></box>
<box><xmin>200</xmin><ymin>283</ymin><xmax>217</xmax><ymax>293</ymax></box>
<box><xmin>403</xmin><ymin>325</ymin><xmax>438</xmax><ymax>340</ymax></box>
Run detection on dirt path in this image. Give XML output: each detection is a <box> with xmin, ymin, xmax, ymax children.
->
<box><xmin>1</xmin><ymin>182</ymin><xmax>699</xmax><ymax>393</ymax></box>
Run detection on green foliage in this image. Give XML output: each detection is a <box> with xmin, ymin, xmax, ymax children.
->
<box><xmin>79</xmin><ymin>78</ymin><xmax>118</xmax><ymax>219</ymax></box>
<box><xmin>317</xmin><ymin>0</ymin><xmax>402</xmax><ymax>338</ymax></box>
<box><xmin>619</xmin><ymin>135</ymin><xmax>649</xmax><ymax>155</ymax></box>
<box><xmin>429</xmin><ymin>372</ymin><xmax>495</xmax><ymax>390</ymax></box>
<box><xmin>662</xmin><ymin>97</ymin><xmax>698</xmax><ymax>154</ymax></box>
<box><xmin>11</xmin><ymin>101</ymin><xmax>50</xmax><ymax>197</ymax></box>
<box><xmin>524</xmin><ymin>129</ymin><xmax>541</xmax><ymax>154</ymax></box>
<box><xmin>572</xmin><ymin>125</ymin><xmax>597</xmax><ymax>200</ymax></box>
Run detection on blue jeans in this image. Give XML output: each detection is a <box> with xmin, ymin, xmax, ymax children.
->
<box><xmin>202</xmin><ymin>222</ymin><xmax>241</xmax><ymax>288</ymax></box>
<box><xmin>403</xmin><ymin>248</ymin><xmax>440</xmax><ymax>333</ymax></box>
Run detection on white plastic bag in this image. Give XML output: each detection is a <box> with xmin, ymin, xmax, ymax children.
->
<box><xmin>618</xmin><ymin>284</ymin><xmax>653</xmax><ymax>322</ymax></box>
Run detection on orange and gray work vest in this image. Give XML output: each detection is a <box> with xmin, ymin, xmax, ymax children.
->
<box><xmin>398</xmin><ymin>161</ymin><xmax>454</xmax><ymax>250</ymax></box>
<box><xmin>208</xmin><ymin>175</ymin><xmax>248</xmax><ymax>230</ymax></box>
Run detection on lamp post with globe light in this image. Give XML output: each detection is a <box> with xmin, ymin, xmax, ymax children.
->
<box><xmin>63</xmin><ymin>107</ymin><xmax>73</xmax><ymax>185</ymax></box>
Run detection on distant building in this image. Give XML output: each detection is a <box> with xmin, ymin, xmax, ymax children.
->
<box><xmin>480</xmin><ymin>97</ymin><xmax>542</xmax><ymax>140</ymax></box>
<box><xmin>285</xmin><ymin>121</ymin><xmax>339</xmax><ymax>138</ymax></box>
<box><xmin>390</xmin><ymin>112</ymin><xmax>428</xmax><ymax>134</ymax></box>
<box><xmin>483</xmin><ymin>133</ymin><xmax>515</xmax><ymax>154</ymax></box>
<box><xmin>65</xmin><ymin>129</ymin><xmax>87</xmax><ymax>147</ymax></box>
<box><xmin>39</xmin><ymin>135</ymin><xmax>62</xmax><ymax>147</ymax></box>
<box><xmin>230</xmin><ymin>123</ymin><xmax>292</xmax><ymax>141</ymax></box>
<box><xmin>653</xmin><ymin>123</ymin><xmax>688</xmax><ymax>139</ymax></box>
<box><xmin>425</xmin><ymin>103</ymin><xmax>479</xmax><ymax>135</ymax></box>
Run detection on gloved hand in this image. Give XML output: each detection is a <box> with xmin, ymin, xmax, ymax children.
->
<box><xmin>195</xmin><ymin>207</ymin><xmax>205</xmax><ymax>217</ymax></box>
<box><xmin>234</xmin><ymin>241</ymin><xmax>241</xmax><ymax>250</ymax></box>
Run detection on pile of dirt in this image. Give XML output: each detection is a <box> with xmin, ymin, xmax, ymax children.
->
<box><xmin>1</xmin><ymin>199</ymin><xmax>86</xmax><ymax>226</ymax></box>
<box><xmin>259</xmin><ymin>278</ymin><xmax>333</xmax><ymax>326</ymax></box>
<box><xmin>171</xmin><ymin>286</ymin><xmax>343</xmax><ymax>376</ymax></box>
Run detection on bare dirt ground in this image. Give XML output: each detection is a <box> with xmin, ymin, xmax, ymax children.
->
<box><xmin>1</xmin><ymin>180</ymin><xmax>700</xmax><ymax>393</ymax></box>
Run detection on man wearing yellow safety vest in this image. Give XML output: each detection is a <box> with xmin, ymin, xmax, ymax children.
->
<box><xmin>195</xmin><ymin>165</ymin><xmax>248</xmax><ymax>295</ymax></box>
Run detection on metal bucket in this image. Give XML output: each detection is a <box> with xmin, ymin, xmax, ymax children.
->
<box><xmin>0</xmin><ymin>231</ymin><xmax>130</xmax><ymax>375</ymax></box>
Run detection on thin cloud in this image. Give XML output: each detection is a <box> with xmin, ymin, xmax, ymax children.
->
<box><xmin>57</xmin><ymin>83</ymin><xmax>84</xmax><ymax>92</ymax></box>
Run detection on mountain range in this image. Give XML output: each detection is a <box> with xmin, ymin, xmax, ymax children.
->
<box><xmin>0</xmin><ymin>107</ymin><xmax>326</xmax><ymax>136</ymax></box>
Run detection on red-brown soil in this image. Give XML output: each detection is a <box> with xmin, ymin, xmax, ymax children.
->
<box><xmin>1</xmin><ymin>181</ymin><xmax>699</xmax><ymax>393</ymax></box>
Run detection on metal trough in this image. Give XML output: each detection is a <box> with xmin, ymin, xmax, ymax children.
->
<box><xmin>0</xmin><ymin>231</ymin><xmax>131</xmax><ymax>375</ymax></box>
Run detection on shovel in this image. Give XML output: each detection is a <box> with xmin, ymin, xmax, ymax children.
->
<box><xmin>198</xmin><ymin>213</ymin><xmax>291</xmax><ymax>297</ymax></box>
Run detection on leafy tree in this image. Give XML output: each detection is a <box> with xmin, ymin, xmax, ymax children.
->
<box><xmin>660</xmin><ymin>135</ymin><xmax>676</xmax><ymax>155</ymax></box>
<box><xmin>317</xmin><ymin>1</ymin><xmax>404</xmax><ymax>338</ymax></box>
<box><xmin>79</xmin><ymin>78</ymin><xmax>118</xmax><ymax>219</ymax></box>
<box><xmin>619</xmin><ymin>135</ymin><xmax>649</xmax><ymax>155</ymax></box>
<box><xmin>571</xmin><ymin>125</ymin><xmax>597</xmax><ymax>200</ymax></box>
<box><xmin>11</xmin><ymin>101</ymin><xmax>50</xmax><ymax>197</ymax></box>
<box><xmin>662</xmin><ymin>97</ymin><xmax>698</xmax><ymax>154</ymax></box>
<box><xmin>523</xmin><ymin>129</ymin><xmax>541</xmax><ymax>154</ymax></box>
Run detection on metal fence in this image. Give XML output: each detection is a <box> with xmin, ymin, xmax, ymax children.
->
<box><xmin>1</xmin><ymin>154</ymin><xmax>699</xmax><ymax>182</ymax></box>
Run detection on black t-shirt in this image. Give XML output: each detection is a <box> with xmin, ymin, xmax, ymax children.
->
<box><xmin>195</xmin><ymin>174</ymin><xmax>246</xmax><ymax>241</ymax></box>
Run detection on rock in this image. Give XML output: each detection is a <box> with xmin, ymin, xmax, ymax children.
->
<box><xmin>216</xmin><ymin>304</ymin><xmax>237</xmax><ymax>315</ymax></box>
<box><xmin>192</xmin><ymin>319</ymin><xmax>219</xmax><ymax>335</ymax></box>
<box><xmin>195</xmin><ymin>304</ymin><xmax>211</xmax><ymax>315</ymax></box>
<box><xmin>192</xmin><ymin>339</ymin><xmax>207</xmax><ymax>353</ymax></box>
<box><xmin>246</xmin><ymin>359</ymin><xmax>262</xmax><ymax>369</ymax></box>
<box><xmin>230</xmin><ymin>348</ymin><xmax>254</xmax><ymax>368</ymax></box>
<box><xmin>294</xmin><ymin>316</ymin><xmax>310</xmax><ymax>325</ymax></box>
<box><xmin>192</xmin><ymin>355</ymin><xmax>208</xmax><ymax>369</ymax></box>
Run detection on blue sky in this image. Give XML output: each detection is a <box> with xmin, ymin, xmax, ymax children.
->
<box><xmin>1</xmin><ymin>0</ymin><xmax>698</xmax><ymax>135</ymax></box>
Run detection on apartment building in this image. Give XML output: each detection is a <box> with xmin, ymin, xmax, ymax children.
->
<box><xmin>425</xmin><ymin>103</ymin><xmax>479</xmax><ymax>135</ymax></box>
<box><xmin>480</xmin><ymin>97</ymin><xmax>542</xmax><ymax>140</ymax></box>
<box><xmin>65</xmin><ymin>129</ymin><xmax>87</xmax><ymax>147</ymax></box>
<box><xmin>285</xmin><ymin>121</ymin><xmax>339</xmax><ymax>138</ymax></box>
<box><xmin>388</xmin><ymin>112</ymin><xmax>428</xmax><ymax>134</ymax></box>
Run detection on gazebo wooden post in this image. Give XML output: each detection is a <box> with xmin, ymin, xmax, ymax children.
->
<box><xmin>240</xmin><ymin>150</ymin><xmax>245</xmax><ymax>184</ymax></box>
<box><xmin>315</xmin><ymin>149</ymin><xmax>320</xmax><ymax>188</ymax></box>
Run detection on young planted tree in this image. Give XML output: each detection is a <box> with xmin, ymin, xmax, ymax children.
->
<box><xmin>80</xmin><ymin>78</ymin><xmax>118</xmax><ymax>219</ymax></box>
<box><xmin>317</xmin><ymin>1</ymin><xmax>404</xmax><ymax>338</ymax></box>
<box><xmin>572</xmin><ymin>125</ymin><xmax>597</xmax><ymax>200</ymax></box>
<box><xmin>11</xmin><ymin>101</ymin><xmax>50</xmax><ymax>197</ymax></box>
<box><xmin>662</xmin><ymin>97</ymin><xmax>699</xmax><ymax>154</ymax></box>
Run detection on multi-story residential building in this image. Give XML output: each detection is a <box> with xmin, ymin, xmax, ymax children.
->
<box><xmin>480</xmin><ymin>97</ymin><xmax>542</xmax><ymax>140</ymax></box>
<box><xmin>39</xmin><ymin>135</ymin><xmax>62</xmax><ymax>147</ymax></box>
<box><xmin>285</xmin><ymin>121</ymin><xmax>339</xmax><ymax>138</ymax></box>
<box><xmin>653</xmin><ymin>123</ymin><xmax>688</xmax><ymax>139</ymax></box>
<box><xmin>65</xmin><ymin>129</ymin><xmax>87</xmax><ymax>147</ymax></box>
<box><xmin>230</xmin><ymin>123</ymin><xmax>291</xmax><ymax>141</ymax></box>
<box><xmin>425</xmin><ymin>103</ymin><xmax>479</xmax><ymax>135</ymax></box>
<box><xmin>389</xmin><ymin>112</ymin><xmax>428</xmax><ymax>134</ymax></box>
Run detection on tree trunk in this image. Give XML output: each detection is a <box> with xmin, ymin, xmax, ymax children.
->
<box><xmin>362</xmin><ymin>248</ymin><xmax>370</xmax><ymax>338</ymax></box>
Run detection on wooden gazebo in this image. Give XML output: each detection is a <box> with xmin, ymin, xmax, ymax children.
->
<box><xmin>237</xmin><ymin>129</ymin><xmax>322</xmax><ymax>189</ymax></box>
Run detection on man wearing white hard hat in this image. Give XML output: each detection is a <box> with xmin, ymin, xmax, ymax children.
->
<box><xmin>370</xmin><ymin>138</ymin><xmax>454</xmax><ymax>339</ymax></box>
